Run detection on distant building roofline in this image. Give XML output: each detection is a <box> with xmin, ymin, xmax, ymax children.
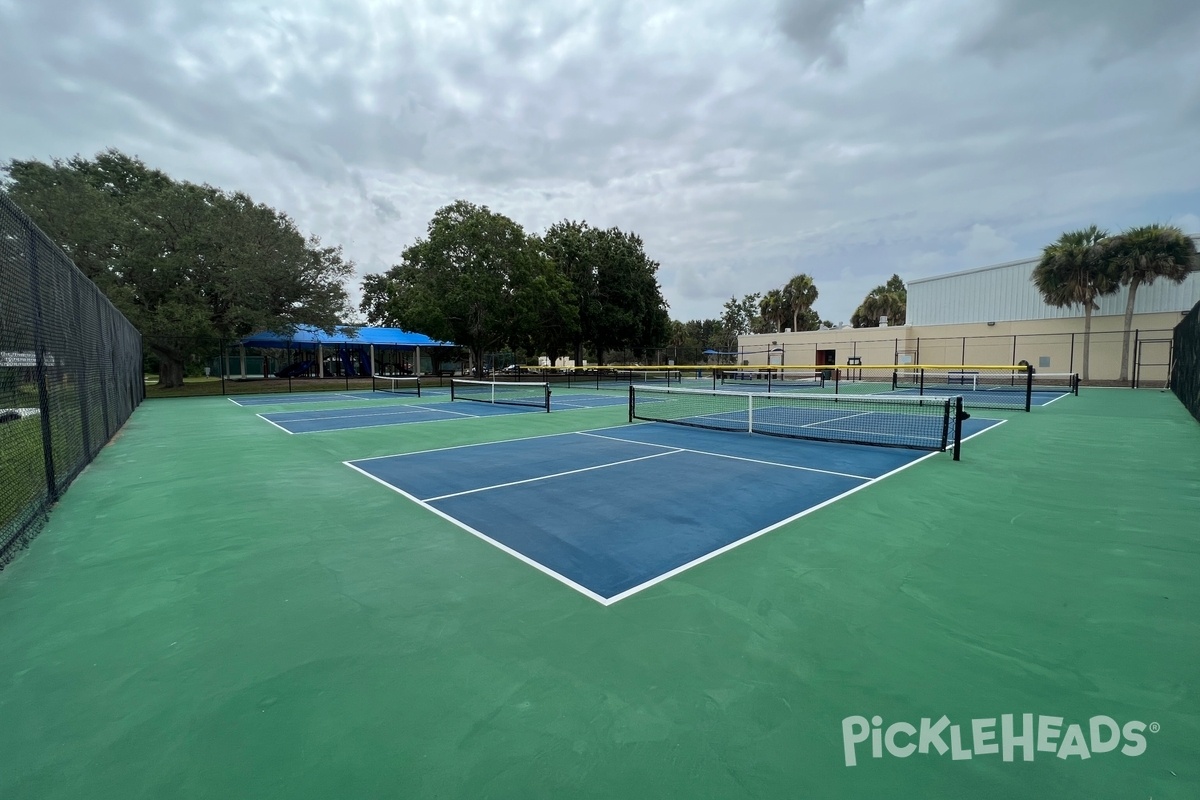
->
<box><xmin>908</xmin><ymin>232</ymin><xmax>1200</xmax><ymax>285</ymax></box>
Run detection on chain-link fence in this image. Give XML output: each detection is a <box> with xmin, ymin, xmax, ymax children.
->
<box><xmin>738</xmin><ymin>328</ymin><xmax>1177</xmax><ymax>385</ymax></box>
<box><xmin>1</xmin><ymin>193</ymin><xmax>143</xmax><ymax>569</ymax></box>
<box><xmin>1172</xmin><ymin>302</ymin><xmax>1200</xmax><ymax>423</ymax></box>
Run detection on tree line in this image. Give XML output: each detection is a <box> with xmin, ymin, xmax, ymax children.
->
<box><xmin>1032</xmin><ymin>224</ymin><xmax>1197</xmax><ymax>381</ymax></box>
<box><xmin>3</xmin><ymin>150</ymin><xmax>352</xmax><ymax>387</ymax></box>
<box><xmin>25</xmin><ymin>150</ymin><xmax>1188</xmax><ymax>388</ymax></box>
<box><xmin>359</xmin><ymin>202</ymin><xmax>670</xmax><ymax>375</ymax></box>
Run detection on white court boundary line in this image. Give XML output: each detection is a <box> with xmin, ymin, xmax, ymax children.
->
<box><xmin>229</xmin><ymin>392</ymin><xmax>365</xmax><ymax>407</ymax></box>
<box><xmin>351</xmin><ymin>429</ymin><xmax>584</xmax><ymax>461</ymax></box>
<box><xmin>342</xmin><ymin>419</ymin><xmax>1006</xmax><ymax>605</ymax></box>
<box><xmin>602</xmin><ymin>417</ymin><xmax>1008</xmax><ymax>604</ymax></box>
<box><xmin>423</xmin><ymin>450</ymin><xmax>683</xmax><ymax>502</ymax></box>
<box><xmin>576</xmin><ymin>431</ymin><xmax>872</xmax><ymax>481</ymax></box>
<box><xmin>1039</xmin><ymin>392</ymin><xmax>1072</xmax><ymax>406</ymax></box>
<box><xmin>264</xmin><ymin>405</ymin><xmax>456</xmax><ymax>424</ymax></box>
<box><xmin>343</xmin><ymin>460</ymin><xmax>611</xmax><ymax>605</ymax></box>
<box><xmin>256</xmin><ymin>413</ymin><xmax>295</xmax><ymax>434</ymax></box>
<box><xmin>274</xmin><ymin>398</ymin><xmax>628</xmax><ymax>434</ymax></box>
<box><xmin>256</xmin><ymin>404</ymin><xmax>477</xmax><ymax>433</ymax></box>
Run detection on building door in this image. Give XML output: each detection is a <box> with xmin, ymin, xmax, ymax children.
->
<box><xmin>818</xmin><ymin>349</ymin><xmax>836</xmax><ymax>380</ymax></box>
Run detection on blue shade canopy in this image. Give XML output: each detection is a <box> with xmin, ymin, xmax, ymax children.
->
<box><xmin>239</xmin><ymin>325</ymin><xmax>455</xmax><ymax>349</ymax></box>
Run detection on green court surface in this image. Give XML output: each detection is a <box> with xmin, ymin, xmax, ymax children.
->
<box><xmin>0</xmin><ymin>389</ymin><xmax>1197</xmax><ymax>799</ymax></box>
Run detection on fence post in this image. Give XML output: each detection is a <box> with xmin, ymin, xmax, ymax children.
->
<box><xmin>26</xmin><ymin>227</ymin><xmax>59</xmax><ymax>502</ymax></box>
<box><xmin>67</xmin><ymin>269</ymin><xmax>94</xmax><ymax>459</ymax></box>
<box><xmin>94</xmin><ymin>290</ymin><xmax>113</xmax><ymax>437</ymax></box>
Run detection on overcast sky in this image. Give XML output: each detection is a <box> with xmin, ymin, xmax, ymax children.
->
<box><xmin>3</xmin><ymin>0</ymin><xmax>1198</xmax><ymax>325</ymax></box>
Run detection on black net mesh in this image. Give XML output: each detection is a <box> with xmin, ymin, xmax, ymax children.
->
<box><xmin>1172</xmin><ymin>301</ymin><xmax>1200</xmax><ymax>423</ymax></box>
<box><xmin>0</xmin><ymin>193</ymin><xmax>142</xmax><ymax>569</ymax></box>
<box><xmin>450</xmin><ymin>379</ymin><xmax>551</xmax><ymax>411</ymax></box>
<box><xmin>629</xmin><ymin>385</ymin><xmax>955</xmax><ymax>452</ymax></box>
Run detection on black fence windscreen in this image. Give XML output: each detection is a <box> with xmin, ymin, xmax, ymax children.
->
<box><xmin>1172</xmin><ymin>301</ymin><xmax>1200</xmax><ymax>423</ymax></box>
<box><xmin>0</xmin><ymin>193</ymin><xmax>143</xmax><ymax>569</ymax></box>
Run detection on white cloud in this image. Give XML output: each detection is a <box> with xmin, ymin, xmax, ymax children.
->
<box><xmin>2</xmin><ymin>0</ymin><xmax>1199</xmax><ymax>324</ymax></box>
<box><xmin>1172</xmin><ymin>213</ymin><xmax>1200</xmax><ymax>234</ymax></box>
<box><xmin>956</xmin><ymin>224</ymin><xmax>1020</xmax><ymax>268</ymax></box>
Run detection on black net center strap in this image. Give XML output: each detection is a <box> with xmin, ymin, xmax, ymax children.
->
<box><xmin>372</xmin><ymin>376</ymin><xmax>421</xmax><ymax>396</ymax></box>
<box><xmin>451</xmin><ymin>379</ymin><xmax>551</xmax><ymax>411</ymax></box>
<box><xmin>630</xmin><ymin>385</ymin><xmax>956</xmax><ymax>452</ymax></box>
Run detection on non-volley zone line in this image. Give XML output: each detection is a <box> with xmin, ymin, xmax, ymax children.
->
<box><xmin>344</xmin><ymin>417</ymin><xmax>1005</xmax><ymax>604</ymax></box>
<box><xmin>257</xmin><ymin>393</ymin><xmax>629</xmax><ymax>433</ymax></box>
<box><xmin>258</xmin><ymin>403</ymin><xmax>477</xmax><ymax>434</ymax></box>
<box><xmin>229</xmin><ymin>388</ymin><xmax>448</xmax><ymax>407</ymax></box>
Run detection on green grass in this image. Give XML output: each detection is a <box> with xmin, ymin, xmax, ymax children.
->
<box><xmin>0</xmin><ymin>414</ymin><xmax>51</xmax><ymax>550</ymax></box>
<box><xmin>2</xmin><ymin>382</ymin><xmax>127</xmax><ymax>557</ymax></box>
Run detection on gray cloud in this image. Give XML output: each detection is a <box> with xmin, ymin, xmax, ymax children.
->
<box><xmin>965</xmin><ymin>0</ymin><xmax>1200</xmax><ymax>63</ymax></box>
<box><xmin>2</xmin><ymin>0</ymin><xmax>1198</xmax><ymax>324</ymax></box>
<box><xmin>777</xmin><ymin>0</ymin><xmax>866</xmax><ymax>68</ymax></box>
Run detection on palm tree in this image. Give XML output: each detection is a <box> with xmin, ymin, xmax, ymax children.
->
<box><xmin>1102</xmin><ymin>224</ymin><xmax>1198</xmax><ymax>381</ymax></box>
<box><xmin>781</xmin><ymin>274</ymin><xmax>818</xmax><ymax>332</ymax></box>
<box><xmin>851</xmin><ymin>275</ymin><xmax>906</xmax><ymax>328</ymax></box>
<box><xmin>759</xmin><ymin>289</ymin><xmax>786</xmax><ymax>333</ymax></box>
<box><xmin>1031</xmin><ymin>226</ymin><xmax>1116</xmax><ymax>381</ymax></box>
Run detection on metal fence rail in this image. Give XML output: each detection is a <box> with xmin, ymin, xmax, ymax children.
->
<box><xmin>0</xmin><ymin>193</ymin><xmax>143</xmax><ymax>569</ymax></box>
<box><xmin>1172</xmin><ymin>302</ymin><xmax>1200</xmax><ymax>423</ymax></box>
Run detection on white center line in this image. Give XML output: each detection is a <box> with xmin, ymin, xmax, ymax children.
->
<box><xmin>575</xmin><ymin>431</ymin><xmax>872</xmax><ymax>481</ymax></box>
<box><xmin>422</xmin><ymin>449</ymin><xmax>684</xmax><ymax>502</ymax></box>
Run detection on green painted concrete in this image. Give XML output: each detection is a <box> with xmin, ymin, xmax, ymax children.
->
<box><xmin>0</xmin><ymin>389</ymin><xmax>1197</xmax><ymax>799</ymax></box>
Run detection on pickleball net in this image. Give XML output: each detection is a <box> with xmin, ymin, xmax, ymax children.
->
<box><xmin>892</xmin><ymin>367</ymin><xmax>1077</xmax><ymax>410</ymax></box>
<box><xmin>719</xmin><ymin>370</ymin><xmax>825</xmax><ymax>390</ymax></box>
<box><xmin>613</xmin><ymin>368</ymin><xmax>684</xmax><ymax>384</ymax></box>
<box><xmin>629</xmin><ymin>385</ymin><xmax>964</xmax><ymax>459</ymax></box>
<box><xmin>451</xmin><ymin>379</ymin><xmax>551</xmax><ymax>412</ymax></box>
<box><xmin>372</xmin><ymin>375</ymin><xmax>421</xmax><ymax>397</ymax></box>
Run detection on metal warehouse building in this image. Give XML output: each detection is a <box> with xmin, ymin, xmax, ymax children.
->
<box><xmin>739</xmin><ymin>235</ymin><xmax>1200</xmax><ymax>384</ymax></box>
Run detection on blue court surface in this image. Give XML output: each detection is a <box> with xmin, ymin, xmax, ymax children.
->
<box><xmin>345</xmin><ymin>416</ymin><xmax>1003</xmax><ymax>604</ymax></box>
<box><xmin>887</xmin><ymin>387</ymin><xmax>1071</xmax><ymax>407</ymax></box>
<box><xmin>258</xmin><ymin>393</ymin><xmax>629</xmax><ymax>433</ymax></box>
<box><xmin>229</xmin><ymin>389</ymin><xmax>443</xmax><ymax>407</ymax></box>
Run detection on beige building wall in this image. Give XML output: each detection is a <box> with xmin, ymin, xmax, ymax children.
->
<box><xmin>738</xmin><ymin>310</ymin><xmax>1186</xmax><ymax>384</ymax></box>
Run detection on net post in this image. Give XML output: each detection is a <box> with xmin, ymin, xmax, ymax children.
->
<box><xmin>952</xmin><ymin>396</ymin><xmax>964</xmax><ymax>461</ymax></box>
<box><xmin>747</xmin><ymin>393</ymin><xmax>754</xmax><ymax>434</ymax></box>
<box><xmin>544</xmin><ymin>384</ymin><xmax>551</xmax><ymax>412</ymax></box>
<box><xmin>450</xmin><ymin>380</ymin><xmax>457</xmax><ymax>401</ymax></box>
<box><xmin>415</xmin><ymin>376</ymin><xmax>422</xmax><ymax>398</ymax></box>
<box><xmin>1132</xmin><ymin>329</ymin><xmax>1140</xmax><ymax>389</ymax></box>
<box><xmin>1024</xmin><ymin>365</ymin><xmax>1033</xmax><ymax>412</ymax></box>
<box><xmin>891</xmin><ymin>369</ymin><xmax>898</xmax><ymax>391</ymax></box>
<box><xmin>834</xmin><ymin>367</ymin><xmax>840</xmax><ymax>395</ymax></box>
<box><xmin>628</xmin><ymin>384</ymin><xmax>634</xmax><ymax>423</ymax></box>
<box><xmin>919</xmin><ymin>368</ymin><xmax>925</xmax><ymax>396</ymax></box>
